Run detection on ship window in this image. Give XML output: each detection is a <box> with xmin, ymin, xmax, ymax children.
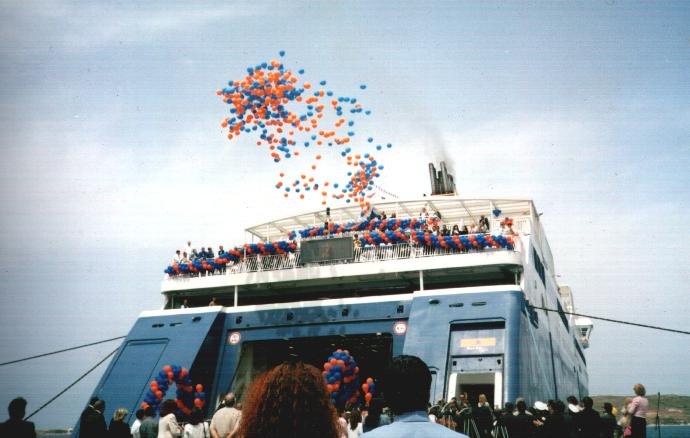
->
<box><xmin>152</xmin><ymin>323</ymin><xmax>164</xmax><ymax>328</ymax></box>
<box><xmin>533</xmin><ymin>248</ymin><xmax>546</xmax><ymax>286</ymax></box>
<box><xmin>169</xmin><ymin>322</ymin><xmax>182</xmax><ymax>327</ymax></box>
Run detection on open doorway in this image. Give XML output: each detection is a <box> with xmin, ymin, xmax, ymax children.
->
<box><xmin>230</xmin><ymin>333</ymin><xmax>393</xmax><ymax>401</ymax></box>
<box><xmin>447</xmin><ymin>371</ymin><xmax>502</xmax><ymax>408</ymax></box>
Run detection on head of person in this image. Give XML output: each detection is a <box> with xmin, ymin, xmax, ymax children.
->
<box><xmin>603</xmin><ymin>402</ymin><xmax>613</xmax><ymax>414</ymax></box>
<box><xmin>503</xmin><ymin>402</ymin><xmax>514</xmax><ymax>413</ymax></box>
<box><xmin>135</xmin><ymin>409</ymin><xmax>145</xmax><ymax>421</ymax></box>
<box><xmin>566</xmin><ymin>396</ymin><xmax>578</xmax><ymax>405</ymax></box>
<box><xmin>478</xmin><ymin>394</ymin><xmax>488</xmax><ymax>405</ymax></box>
<box><xmin>235</xmin><ymin>361</ymin><xmax>339</xmax><ymax>438</ymax></box>
<box><xmin>93</xmin><ymin>399</ymin><xmax>105</xmax><ymax>413</ymax></box>
<box><xmin>8</xmin><ymin>397</ymin><xmax>27</xmax><ymax>420</ymax></box>
<box><xmin>349</xmin><ymin>408</ymin><xmax>362</xmax><ymax>430</ymax></box>
<box><xmin>548</xmin><ymin>399</ymin><xmax>565</xmax><ymax>414</ymax></box>
<box><xmin>113</xmin><ymin>408</ymin><xmax>128</xmax><ymax>422</ymax></box>
<box><xmin>159</xmin><ymin>399</ymin><xmax>178</xmax><ymax>417</ymax></box>
<box><xmin>516</xmin><ymin>400</ymin><xmax>527</xmax><ymax>413</ymax></box>
<box><xmin>633</xmin><ymin>383</ymin><xmax>646</xmax><ymax>396</ymax></box>
<box><xmin>380</xmin><ymin>355</ymin><xmax>431</xmax><ymax>416</ymax></box>
<box><xmin>224</xmin><ymin>392</ymin><xmax>236</xmax><ymax>408</ymax></box>
<box><xmin>144</xmin><ymin>406</ymin><xmax>156</xmax><ymax>418</ymax></box>
<box><xmin>582</xmin><ymin>396</ymin><xmax>593</xmax><ymax>410</ymax></box>
<box><xmin>189</xmin><ymin>408</ymin><xmax>204</xmax><ymax>426</ymax></box>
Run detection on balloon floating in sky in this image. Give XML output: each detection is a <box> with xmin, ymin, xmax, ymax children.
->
<box><xmin>217</xmin><ymin>51</ymin><xmax>392</xmax><ymax>214</ymax></box>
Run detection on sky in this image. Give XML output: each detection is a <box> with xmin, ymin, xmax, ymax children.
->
<box><xmin>1</xmin><ymin>0</ymin><xmax>689</xmax><ymax>430</ymax></box>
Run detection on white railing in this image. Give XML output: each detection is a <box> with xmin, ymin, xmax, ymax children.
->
<box><xmin>167</xmin><ymin>239</ymin><xmax>519</xmax><ymax>280</ymax></box>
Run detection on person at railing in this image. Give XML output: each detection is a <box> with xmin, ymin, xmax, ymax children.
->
<box><xmin>206</xmin><ymin>246</ymin><xmax>215</xmax><ymax>258</ymax></box>
<box><xmin>501</xmin><ymin>219</ymin><xmax>517</xmax><ymax>236</ymax></box>
<box><xmin>198</xmin><ymin>247</ymin><xmax>207</xmax><ymax>259</ymax></box>
<box><xmin>181</xmin><ymin>252</ymin><xmax>189</xmax><ymax>264</ymax></box>
<box><xmin>172</xmin><ymin>250</ymin><xmax>181</xmax><ymax>264</ymax></box>
<box><xmin>419</xmin><ymin>207</ymin><xmax>429</xmax><ymax>219</ymax></box>
<box><xmin>460</xmin><ymin>225</ymin><xmax>468</xmax><ymax>235</ymax></box>
<box><xmin>451</xmin><ymin>224</ymin><xmax>460</xmax><ymax>235</ymax></box>
<box><xmin>189</xmin><ymin>249</ymin><xmax>198</xmax><ymax>262</ymax></box>
<box><xmin>478</xmin><ymin>215</ymin><xmax>490</xmax><ymax>233</ymax></box>
<box><xmin>441</xmin><ymin>225</ymin><xmax>450</xmax><ymax>236</ymax></box>
<box><xmin>186</xmin><ymin>241</ymin><xmax>193</xmax><ymax>259</ymax></box>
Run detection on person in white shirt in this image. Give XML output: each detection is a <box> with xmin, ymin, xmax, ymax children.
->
<box><xmin>183</xmin><ymin>409</ymin><xmax>209</xmax><ymax>438</ymax></box>
<box><xmin>210</xmin><ymin>393</ymin><xmax>241</xmax><ymax>438</ymax></box>
<box><xmin>157</xmin><ymin>399</ymin><xmax>182</xmax><ymax>438</ymax></box>
<box><xmin>131</xmin><ymin>409</ymin><xmax>144</xmax><ymax>438</ymax></box>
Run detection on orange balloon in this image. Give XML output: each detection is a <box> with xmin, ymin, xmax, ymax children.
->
<box><xmin>196</xmin><ymin>384</ymin><xmax>203</xmax><ymax>393</ymax></box>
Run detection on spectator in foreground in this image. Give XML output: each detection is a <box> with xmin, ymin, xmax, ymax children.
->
<box><xmin>79</xmin><ymin>398</ymin><xmax>107</xmax><ymax>438</ymax></box>
<box><xmin>628</xmin><ymin>384</ymin><xmax>649</xmax><ymax>438</ymax></box>
<box><xmin>137</xmin><ymin>407</ymin><xmax>158</xmax><ymax>438</ymax></box>
<box><xmin>158</xmin><ymin>399</ymin><xmax>182</xmax><ymax>438</ymax></box>
<box><xmin>576</xmin><ymin>396</ymin><xmax>600</xmax><ymax>438</ymax></box>
<box><xmin>363</xmin><ymin>355</ymin><xmax>467</xmax><ymax>437</ymax></box>
<box><xmin>131</xmin><ymin>409</ymin><xmax>144</xmax><ymax>438</ymax></box>
<box><xmin>363</xmin><ymin>398</ymin><xmax>390</xmax><ymax>432</ymax></box>
<box><xmin>184</xmin><ymin>408</ymin><xmax>209</xmax><ymax>438</ymax></box>
<box><xmin>0</xmin><ymin>396</ymin><xmax>36</xmax><ymax>438</ymax></box>
<box><xmin>234</xmin><ymin>362</ymin><xmax>340</xmax><ymax>438</ymax></box>
<box><xmin>348</xmin><ymin>408</ymin><xmax>364</xmax><ymax>438</ymax></box>
<box><xmin>108</xmin><ymin>407</ymin><xmax>131</xmax><ymax>438</ymax></box>
<box><xmin>210</xmin><ymin>392</ymin><xmax>241</xmax><ymax>438</ymax></box>
<box><xmin>600</xmin><ymin>402</ymin><xmax>617</xmax><ymax>438</ymax></box>
<box><xmin>505</xmin><ymin>400</ymin><xmax>533</xmax><ymax>438</ymax></box>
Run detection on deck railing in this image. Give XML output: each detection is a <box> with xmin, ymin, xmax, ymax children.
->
<box><xmin>166</xmin><ymin>238</ymin><xmax>520</xmax><ymax>280</ymax></box>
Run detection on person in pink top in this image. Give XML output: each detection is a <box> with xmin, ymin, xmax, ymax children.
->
<box><xmin>628</xmin><ymin>383</ymin><xmax>649</xmax><ymax>438</ymax></box>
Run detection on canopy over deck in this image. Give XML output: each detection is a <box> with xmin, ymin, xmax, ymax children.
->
<box><xmin>245</xmin><ymin>197</ymin><xmax>538</xmax><ymax>242</ymax></box>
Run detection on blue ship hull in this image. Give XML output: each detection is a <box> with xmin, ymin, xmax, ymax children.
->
<box><xmin>76</xmin><ymin>286</ymin><xmax>588</xmax><ymax>432</ymax></box>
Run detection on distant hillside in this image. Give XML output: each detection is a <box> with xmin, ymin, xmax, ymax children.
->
<box><xmin>591</xmin><ymin>395</ymin><xmax>690</xmax><ymax>425</ymax></box>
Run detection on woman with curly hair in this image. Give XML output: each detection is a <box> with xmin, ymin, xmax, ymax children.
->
<box><xmin>234</xmin><ymin>362</ymin><xmax>340</xmax><ymax>438</ymax></box>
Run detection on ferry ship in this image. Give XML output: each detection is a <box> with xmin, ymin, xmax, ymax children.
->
<box><xmin>77</xmin><ymin>163</ymin><xmax>592</xmax><ymax>429</ymax></box>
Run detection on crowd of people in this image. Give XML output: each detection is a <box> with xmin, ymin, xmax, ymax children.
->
<box><xmin>429</xmin><ymin>385</ymin><xmax>649</xmax><ymax>438</ymax></box>
<box><xmin>167</xmin><ymin>212</ymin><xmax>518</xmax><ymax>279</ymax></box>
<box><xmin>3</xmin><ymin>358</ymin><xmax>648</xmax><ymax>438</ymax></box>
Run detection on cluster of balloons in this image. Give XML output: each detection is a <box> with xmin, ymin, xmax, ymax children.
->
<box><xmin>141</xmin><ymin>365</ymin><xmax>205</xmax><ymax>415</ymax></box>
<box><xmin>218</xmin><ymin>51</ymin><xmax>392</xmax><ymax>213</ymax></box>
<box><xmin>361</xmin><ymin>377</ymin><xmax>376</xmax><ymax>405</ymax></box>
<box><xmin>322</xmin><ymin>349</ymin><xmax>361</xmax><ymax>409</ymax></box>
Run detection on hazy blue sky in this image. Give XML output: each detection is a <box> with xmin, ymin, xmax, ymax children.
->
<box><xmin>1</xmin><ymin>0</ymin><xmax>689</xmax><ymax>429</ymax></box>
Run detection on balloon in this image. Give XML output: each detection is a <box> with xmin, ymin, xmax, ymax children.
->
<box><xmin>196</xmin><ymin>384</ymin><xmax>203</xmax><ymax>393</ymax></box>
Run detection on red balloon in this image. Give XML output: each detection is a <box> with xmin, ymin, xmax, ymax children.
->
<box><xmin>361</xmin><ymin>383</ymin><xmax>369</xmax><ymax>393</ymax></box>
<box><xmin>196</xmin><ymin>384</ymin><xmax>203</xmax><ymax>393</ymax></box>
<box><xmin>194</xmin><ymin>398</ymin><xmax>203</xmax><ymax>408</ymax></box>
<box><xmin>366</xmin><ymin>377</ymin><xmax>373</xmax><ymax>384</ymax></box>
<box><xmin>155</xmin><ymin>390</ymin><xmax>163</xmax><ymax>399</ymax></box>
<box><xmin>163</xmin><ymin>365</ymin><xmax>172</xmax><ymax>373</ymax></box>
<box><xmin>365</xmin><ymin>392</ymin><xmax>373</xmax><ymax>402</ymax></box>
<box><xmin>324</xmin><ymin>363</ymin><xmax>332</xmax><ymax>371</ymax></box>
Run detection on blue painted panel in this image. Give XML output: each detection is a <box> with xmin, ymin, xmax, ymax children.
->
<box><xmin>96</xmin><ymin>340</ymin><xmax>168</xmax><ymax>423</ymax></box>
<box><xmin>79</xmin><ymin>310</ymin><xmax>224</xmax><ymax>429</ymax></box>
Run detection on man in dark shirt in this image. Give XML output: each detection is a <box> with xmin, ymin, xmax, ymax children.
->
<box><xmin>0</xmin><ymin>397</ymin><xmax>36</xmax><ymax>438</ymax></box>
<box><xmin>138</xmin><ymin>406</ymin><xmax>159</xmax><ymax>438</ymax></box>
<box><xmin>600</xmin><ymin>403</ymin><xmax>617</xmax><ymax>438</ymax></box>
<box><xmin>576</xmin><ymin>396</ymin><xmax>601</xmax><ymax>438</ymax></box>
<box><xmin>506</xmin><ymin>400</ymin><xmax>534</xmax><ymax>438</ymax></box>
<box><xmin>78</xmin><ymin>398</ymin><xmax>107</xmax><ymax>438</ymax></box>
